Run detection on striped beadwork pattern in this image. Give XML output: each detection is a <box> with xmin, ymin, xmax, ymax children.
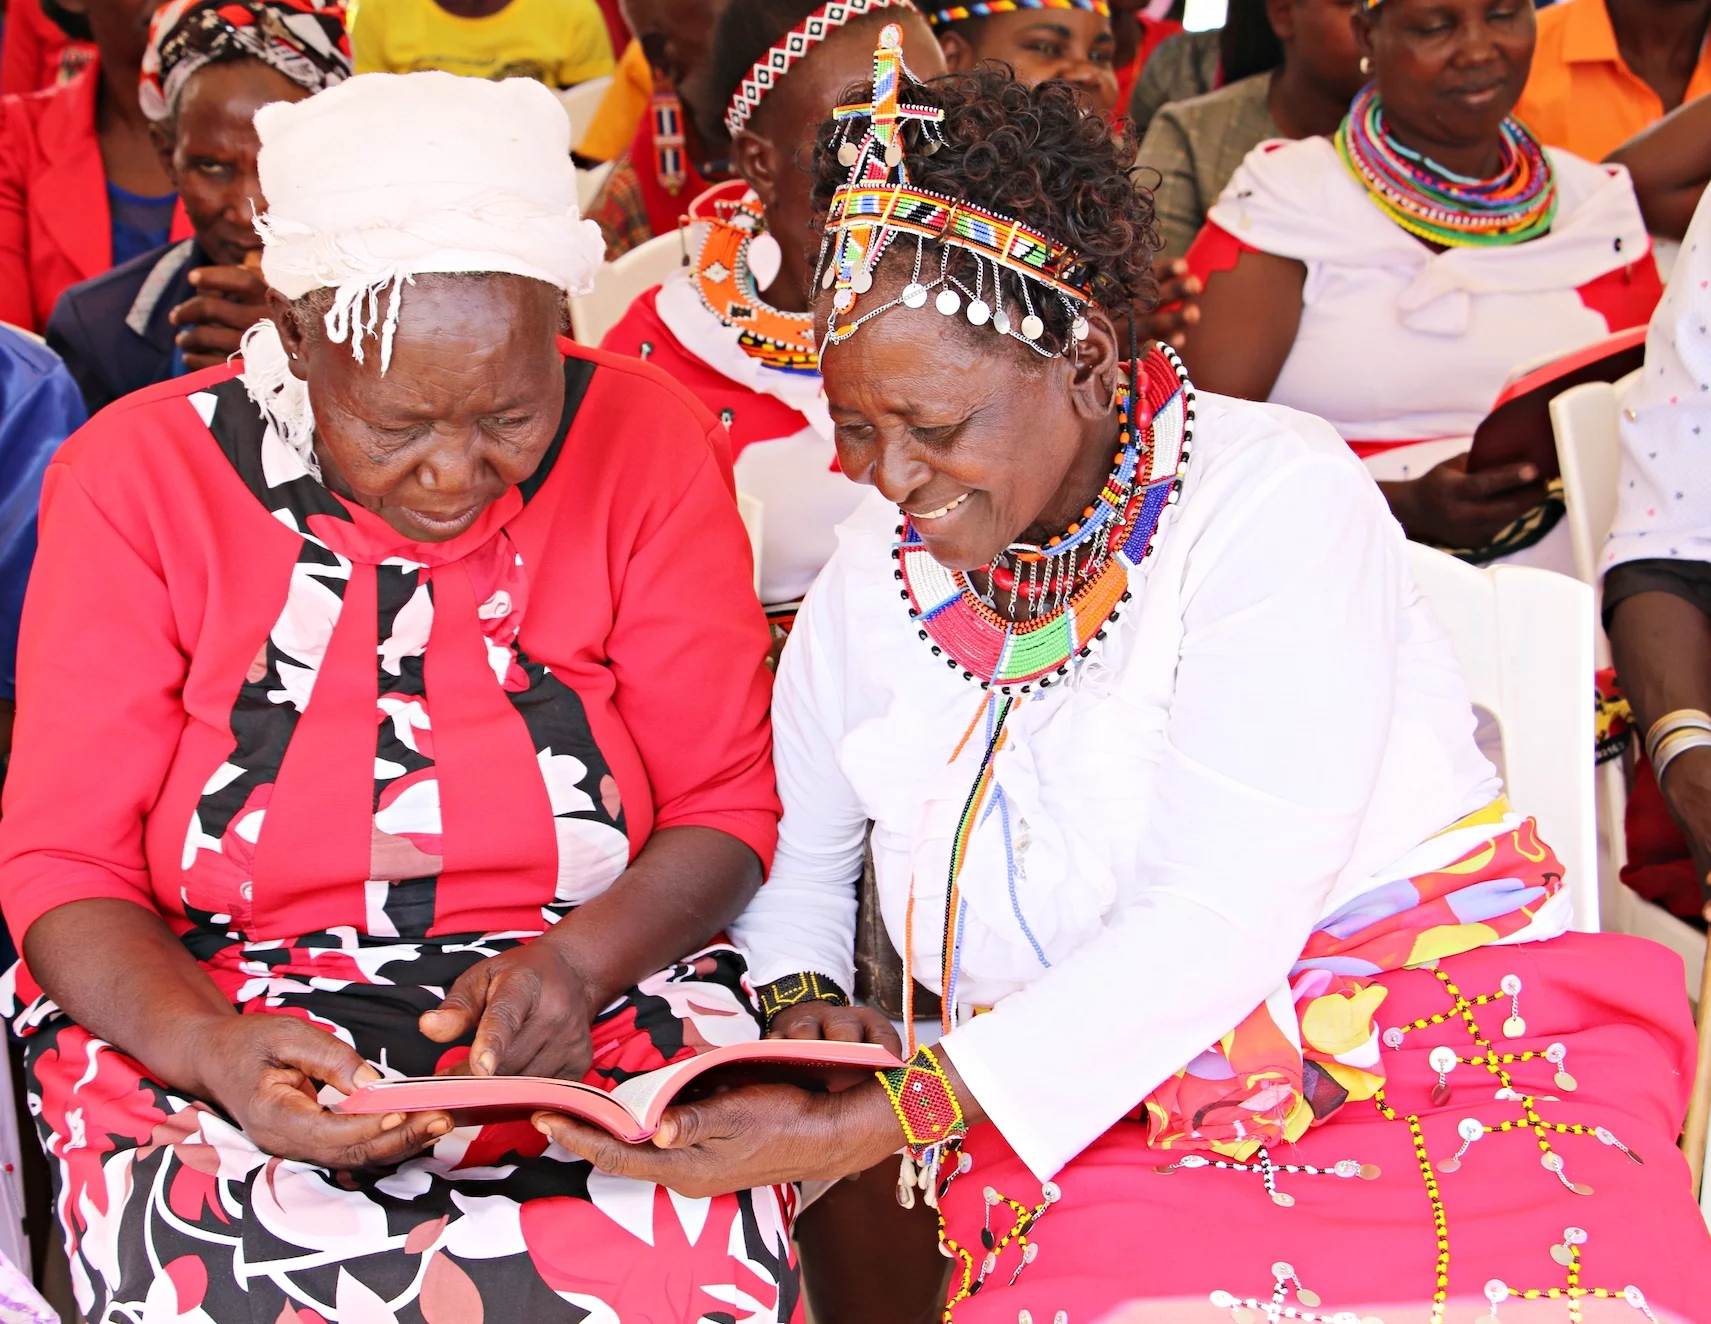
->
<box><xmin>1335</xmin><ymin>84</ymin><xmax>1558</xmax><ymax>248</ymax></box>
<box><xmin>896</xmin><ymin>344</ymin><xmax>1195</xmax><ymax>693</ymax></box>
<box><xmin>929</xmin><ymin>0</ymin><xmax>1110</xmax><ymax>24</ymax></box>
<box><xmin>723</xmin><ymin>0</ymin><xmax>917</xmax><ymax>134</ymax></box>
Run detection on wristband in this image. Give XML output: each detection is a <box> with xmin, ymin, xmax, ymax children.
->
<box><xmin>878</xmin><ymin>1045</ymin><xmax>968</xmax><ymax>1158</ymax></box>
<box><xmin>1645</xmin><ymin>708</ymin><xmax>1711</xmax><ymax>768</ymax></box>
<box><xmin>1654</xmin><ymin>728</ymin><xmax>1711</xmax><ymax>786</ymax></box>
<box><xmin>754</xmin><ymin>971</ymin><xmax>849</xmax><ymax>1030</ymax></box>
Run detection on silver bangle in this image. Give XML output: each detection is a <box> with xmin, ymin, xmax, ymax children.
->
<box><xmin>1645</xmin><ymin>709</ymin><xmax>1711</xmax><ymax>768</ymax></box>
<box><xmin>1653</xmin><ymin>728</ymin><xmax>1711</xmax><ymax>785</ymax></box>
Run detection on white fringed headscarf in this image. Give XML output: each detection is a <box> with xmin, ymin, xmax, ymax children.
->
<box><xmin>240</xmin><ymin>70</ymin><xmax>606</xmax><ymax>474</ymax></box>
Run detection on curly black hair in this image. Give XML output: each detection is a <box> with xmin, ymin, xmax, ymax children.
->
<box><xmin>811</xmin><ymin>67</ymin><xmax>1159</xmax><ymax>354</ymax></box>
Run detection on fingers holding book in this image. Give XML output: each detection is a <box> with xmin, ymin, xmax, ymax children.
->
<box><xmin>768</xmin><ymin>1001</ymin><xmax>903</xmax><ymax>1055</ymax></box>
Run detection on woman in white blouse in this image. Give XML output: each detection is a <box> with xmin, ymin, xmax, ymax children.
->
<box><xmin>537</xmin><ymin>58</ymin><xmax>1711</xmax><ymax>1322</ymax></box>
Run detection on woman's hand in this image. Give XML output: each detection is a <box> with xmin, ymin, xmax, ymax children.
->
<box><xmin>198</xmin><ymin>1013</ymin><xmax>452</xmax><ymax>1168</ymax></box>
<box><xmin>768</xmin><ymin>1001</ymin><xmax>903</xmax><ymax>1054</ymax></box>
<box><xmin>169</xmin><ymin>265</ymin><xmax>270</xmax><ymax>371</ymax></box>
<box><xmin>534</xmin><ymin>1080</ymin><xmax>905</xmax><ymax>1198</ymax></box>
<box><xmin>1135</xmin><ymin>258</ymin><xmax>1203</xmax><ymax>351</ymax></box>
<box><xmin>419</xmin><ymin>939</ymin><xmax>599</xmax><ymax>1079</ymax></box>
<box><xmin>1379</xmin><ymin>455</ymin><xmax>1546</xmax><ymax>550</ymax></box>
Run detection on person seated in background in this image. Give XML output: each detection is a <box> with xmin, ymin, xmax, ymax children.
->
<box><xmin>1514</xmin><ymin>0</ymin><xmax>1710</xmax><ymax>164</ymax></box>
<box><xmin>602</xmin><ymin>0</ymin><xmax>941</xmax><ymax>625</ymax></box>
<box><xmin>1603</xmin><ymin>187</ymin><xmax>1711</xmax><ymax>924</ymax></box>
<box><xmin>1606</xmin><ymin>89</ymin><xmax>1711</xmax><ymax>243</ymax></box>
<box><xmin>0</xmin><ymin>69</ymin><xmax>794</xmax><ymax>1323</ymax></box>
<box><xmin>46</xmin><ymin>0</ymin><xmax>350</xmax><ymax>414</ymax></box>
<box><xmin>1126</xmin><ymin>13</ymin><xmax>1227</xmax><ymax>135</ymax></box>
<box><xmin>0</xmin><ymin>0</ymin><xmax>95</xmax><ymax>94</ymax></box>
<box><xmin>540</xmin><ymin>63</ymin><xmax>1711</xmax><ymax>1324</ymax></box>
<box><xmin>1110</xmin><ymin>0</ymin><xmax>1182</xmax><ymax>118</ymax></box>
<box><xmin>582</xmin><ymin>0</ymin><xmax>727</xmax><ymax>257</ymax></box>
<box><xmin>0</xmin><ymin>0</ymin><xmax>190</xmax><ymax>333</ymax></box>
<box><xmin>919</xmin><ymin>0</ymin><xmax>1120</xmax><ymax>116</ymax></box>
<box><xmin>573</xmin><ymin>31</ymin><xmax>649</xmax><ymax>162</ymax></box>
<box><xmin>1136</xmin><ymin>0</ymin><xmax>1363</xmax><ymax>260</ymax></box>
<box><xmin>1180</xmin><ymin>0</ymin><xmax>1661</xmax><ymax>571</ymax></box>
<box><xmin>346</xmin><ymin>0</ymin><xmax>611</xmax><ymax>85</ymax></box>
<box><xmin>0</xmin><ymin>324</ymin><xmax>84</xmax><ymax>775</ymax></box>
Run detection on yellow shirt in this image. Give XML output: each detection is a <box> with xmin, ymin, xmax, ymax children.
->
<box><xmin>349</xmin><ymin>0</ymin><xmax>615</xmax><ymax>86</ymax></box>
<box><xmin>1514</xmin><ymin>0</ymin><xmax>1711</xmax><ymax>162</ymax></box>
<box><xmin>576</xmin><ymin>38</ymin><xmax>652</xmax><ymax>161</ymax></box>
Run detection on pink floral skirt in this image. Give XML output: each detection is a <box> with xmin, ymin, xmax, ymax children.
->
<box><xmin>15</xmin><ymin>930</ymin><xmax>801</xmax><ymax>1324</ymax></box>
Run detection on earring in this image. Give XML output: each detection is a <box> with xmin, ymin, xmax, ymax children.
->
<box><xmin>1360</xmin><ymin>55</ymin><xmax>1372</xmax><ymax>73</ymax></box>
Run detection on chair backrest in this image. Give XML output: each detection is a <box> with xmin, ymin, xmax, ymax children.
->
<box><xmin>1406</xmin><ymin>543</ymin><xmax>1598</xmax><ymax>931</ymax></box>
<box><xmin>569</xmin><ymin>231</ymin><xmax>685</xmax><ymax>345</ymax></box>
<box><xmin>577</xmin><ymin>160</ymin><xmax>614</xmax><ymax>212</ymax></box>
<box><xmin>736</xmin><ymin>492</ymin><xmax>763</xmax><ymax>598</ymax></box>
<box><xmin>555</xmin><ymin>76</ymin><xmax>614</xmax><ymax>144</ymax></box>
<box><xmin>1551</xmin><ymin>379</ymin><xmax>1622</xmax><ymax>588</ymax></box>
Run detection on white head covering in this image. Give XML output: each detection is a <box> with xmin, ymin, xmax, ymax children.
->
<box><xmin>239</xmin><ymin>70</ymin><xmax>606</xmax><ymax>472</ymax></box>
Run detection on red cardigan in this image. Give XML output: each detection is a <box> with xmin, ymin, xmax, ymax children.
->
<box><xmin>0</xmin><ymin>60</ymin><xmax>192</xmax><ymax>331</ymax></box>
<box><xmin>0</xmin><ymin>343</ymin><xmax>778</xmax><ymax>948</ymax></box>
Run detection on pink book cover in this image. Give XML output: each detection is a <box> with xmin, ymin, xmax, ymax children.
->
<box><xmin>334</xmin><ymin>1039</ymin><xmax>905</xmax><ymax>1143</ymax></box>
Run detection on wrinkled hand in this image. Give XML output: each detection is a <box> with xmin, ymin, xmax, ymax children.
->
<box><xmin>419</xmin><ymin>939</ymin><xmax>598</xmax><ymax>1079</ymax></box>
<box><xmin>198</xmin><ymin>1013</ymin><xmax>451</xmax><ymax>1167</ymax></box>
<box><xmin>535</xmin><ymin>1081</ymin><xmax>901</xmax><ymax>1198</ymax></box>
<box><xmin>768</xmin><ymin>1000</ymin><xmax>902</xmax><ymax>1055</ymax></box>
<box><xmin>169</xmin><ymin>265</ymin><xmax>270</xmax><ymax>371</ymax></box>
<box><xmin>1136</xmin><ymin>258</ymin><xmax>1202</xmax><ymax>350</ymax></box>
<box><xmin>1382</xmin><ymin>455</ymin><xmax>1547</xmax><ymax>550</ymax></box>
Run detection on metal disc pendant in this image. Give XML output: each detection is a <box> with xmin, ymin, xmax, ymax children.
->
<box><xmin>1021</xmin><ymin>314</ymin><xmax>1045</xmax><ymax>341</ymax></box>
<box><xmin>1359</xmin><ymin>1163</ymin><xmax>1381</xmax><ymax>1180</ymax></box>
<box><xmin>852</xmin><ymin>268</ymin><xmax>874</xmax><ymax>295</ymax></box>
<box><xmin>992</xmin><ymin>309</ymin><xmax>1011</xmax><ymax>335</ymax></box>
<box><xmin>838</xmin><ymin>142</ymin><xmax>860</xmax><ymax>167</ymax></box>
<box><xmin>1555</xmin><ymin>1070</ymin><xmax>1578</xmax><ymax>1092</ymax></box>
<box><xmin>1551</xmin><ymin>1244</ymin><xmax>1575</xmax><ymax>1266</ymax></box>
<box><xmin>1071</xmin><ymin>315</ymin><xmax>1091</xmax><ymax>341</ymax></box>
<box><xmin>901</xmin><ymin>282</ymin><xmax>928</xmax><ymax>308</ymax></box>
<box><xmin>1436</xmin><ymin>1158</ymin><xmax>1461</xmax><ymax>1173</ymax></box>
<box><xmin>1572</xmin><ymin>1182</ymin><xmax>1594</xmax><ymax>1196</ymax></box>
<box><xmin>936</xmin><ymin>288</ymin><xmax>961</xmax><ymax>316</ymax></box>
<box><xmin>1270</xmin><ymin>1190</ymin><xmax>1294</xmax><ymax>1207</ymax></box>
<box><xmin>832</xmin><ymin>289</ymin><xmax>854</xmax><ymax>312</ymax></box>
<box><xmin>967</xmin><ymin>299</ymin><xmax>992</xmax><ymax>327</ymax></box>
<box><xmin>885</xmin><ymin>139</ymin><xmax>903</xmax><ymax>167</ymax></box>
<box><xmin>1296</xmin><ymin>1289</ymin><xmax>1320</xmax><ymax>1308</ymax></box>
<box><xmin>1430</xmin><ymin>1081</ymin><xmax>1451</xmax><ymax>1107</ymax></box>
<box><xmin>1503</xmin><ymin>1015</ymin><xmax>1526</xmax><ymax>1039</ymax></box>
<box><xmin>821</xmin><ymin>264</ymin><xmax>836</xmax><ymax>289</ymax></box>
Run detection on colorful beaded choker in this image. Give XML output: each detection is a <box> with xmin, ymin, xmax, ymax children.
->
<box><xmin>690</xmin><ymin>182</ymin><xmax>819</xmax><ymax>376</ymax></box>
<box><xmin>815</xmin><ymin>24</ymin><xmax>1094</xmax><ymax>354</ymax></box>
<box><xmin>895</xmin><ymin>343</ymin><xmax>1195</xmax><ymax>695</ymax></box>
<box><xmin>1335</xmin><ymin>84</ymin><xmax>1557</xmax><ymax>248</ymax></box>
<box><xmin>928</xmin><ymin>0</ymin><xmax>1109</xmax><ymax>26</ymax></box>
<box><xmin>723</xmin><ymin>0</ymin><xmax>917</xmax><ymax>135</ymax></box>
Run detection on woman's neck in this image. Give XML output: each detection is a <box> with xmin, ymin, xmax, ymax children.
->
<box><xmin>96</xmin><ymin>57</ymin><xmax>175</xmax><ymax>197</ymax></box>
<box><xmin>1018</xmin><ymin>404</ymin><xmax>1125</xmax><ymax>550</ymax></box>
<box><xmin>1382</xmin><ymin>108</ymin><xmax>1505</xmax><ymax>182</ymax></box>
<box><xmin>1268</xmin><ymin>63</ymin><xmax>1352</xmax><ymax>141</ymax></box>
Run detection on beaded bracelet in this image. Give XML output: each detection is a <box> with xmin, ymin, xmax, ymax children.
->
<box><xmin>753</xmin><ymin>972</ymin><xmax>849</xmax><ymax>1031</ymax></box>
<box><xmin>1644</xmin><ymin>708</ymin><xmax>1711</xmax><ymax>768</ymax></box>
<box><xmin>878</xmin><ymin>1046</ymin><xmax>968</xmax><ymax>1158</ymax></box>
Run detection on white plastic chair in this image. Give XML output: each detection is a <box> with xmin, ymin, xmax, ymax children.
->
<box><xmin>1406</xmin><ymin>543</ymin><xmax>1598</xmax><ymax>932</ymax></box>
<box><xmin>736</xmin><ymin>492</ymin><xmax>764</xmax><ymax>598</ymax></box>
<box><xmin>556</xmin><ymin>74</ymin><xmax>614</xmax><ymax>146</ymax></box>
<box><xmin>577</xmin><ymin>159</ymin><xmax>614</xmax><ymax>212</ymax></box>
<box><xmin>569</xmin><ymin>231</ymin><xmax>686</xmax><ymax>345</ymax></box>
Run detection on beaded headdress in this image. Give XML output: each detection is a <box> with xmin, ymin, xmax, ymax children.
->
<box><xmin>813</xmin><ymin>24</ymin><xmax>1095</xmax><ymax>355</ymax></box>
<box><xmin>723</xmin><ymin>0</ymin><xmax>919</xmax><ymax>135</ymax></box>
<box><xmin>926</xmin><ymin>0</ymin><xmax>1110</xmax><ymax>28</ymax></box>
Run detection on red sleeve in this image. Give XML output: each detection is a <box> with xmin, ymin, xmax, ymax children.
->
<box><xmin>1183</xmin><ymin>219</ymin><xmax>1255</xmax><ymax>288</ymax></box>
<box><xmin>605</xmin><ymin>423</ymin><xmax>779</xmax><ymax>868</ymax></box>
<box><xmin>0</xmin><ymin>460</ymin><xmax>190</xmax><ymax>944</ymax></box>
<box><xmin>1577</xmin><ymin>252</ymin><xmax>1664</xmax><ymax>332</ymax></box>
<box><xmin>0</xmin><ymin>97</ymin><xmax>36</xmax><ymax>329</ymax></box>
<box><xmin>0</xmin><ymin>0</ymin><xmax>42</xmax><ymax>97</ymax></box>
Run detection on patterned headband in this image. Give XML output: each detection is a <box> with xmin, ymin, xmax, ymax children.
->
<box><xmin>724</xmin><ymin>0</ymin><xmax>918</xmax><ymax>136</ymax></box>
<box><xmin>814</xmin><ymin>23</ymin><xmax>1094</xmax><ymax>354</ymax></box>
<box><xmin>928</xmin><ymin>0</ymin><xmax>1111</xmax><ymax>28</ymax></box>
<box><xmin>140</xmin><ymin>0</ymin><xmax>350</xmax><ymax>124</ymax></box>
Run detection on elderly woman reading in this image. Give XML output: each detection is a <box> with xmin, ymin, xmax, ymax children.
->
<box><xmin>0</xmin><ymin>71</ymin><xmax>790</xmax><ymax>1321</ymax></box>
<box><xmin>538</xmin><ymin>50</ymin><xmax>1711</xmax><ymax>1321</ymax></box>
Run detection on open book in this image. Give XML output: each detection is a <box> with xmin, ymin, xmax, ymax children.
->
<box><xmin>334</xmin><ymin>1039</ymin><xmax>904</xmax><ymax>1143</ymax></box>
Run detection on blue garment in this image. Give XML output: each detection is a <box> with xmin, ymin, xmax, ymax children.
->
<box><xmin>0</xmin><ymin>327</ymin><xmax>86</xmax><ymax>702</ymax></box>
<box><xmin>45</xmin><ymin>239</ymin><xmax>202</xmax><ymax>416</ymax></box>
<box><xmin>106</xmin><ymin>181</ymin><xmax>178</xmax><ymax>267</ymax></box>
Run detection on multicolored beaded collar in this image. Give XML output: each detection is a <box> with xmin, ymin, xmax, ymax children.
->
<box><xmin>927</xmin><ymin>0</ymin><xmax>1110</xmax><ymax>27</ymax></box>
<box><xmin>689</xmin><ymin>182</ymin><xmax>819</xmax><ymax>376</ymax></box>
<box><xmin>723</xmin><ymin>0</ymin><xmax>918</xmax><ymax>135</ymax></box>
<box><xmin>895</xmin><ymin>343</ymin><xmax>1195</xmax><ymax>695</ymax></box>
<box><xmin>1335</xmin><ymin>84</ymin><xmax>1558</xmax><ymax>248</ymax></box>
<box><xmin>815</xmin><ymin>24</ymin><xmax>1094</xmax><ymax>354</ymax></box>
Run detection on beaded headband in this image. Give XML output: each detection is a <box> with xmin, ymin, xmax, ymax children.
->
<box><xmin>814</xmin><ymin>24</ymin><xmax>1094</xmax><ymax>355</ymax></box>
<box><xmin>723</xmin><ymin>0</ymin><xmax>918</xmax><ymax>136</ymax></box>
<box><xmin>928</xmin><ymin>0</ymin><xmax>1110</xmax><ymax>28</ymax></box>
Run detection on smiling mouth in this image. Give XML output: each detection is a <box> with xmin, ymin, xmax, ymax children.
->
<box><xmin>909</xmin><ymin>492</ymin><xmax>971</xmax><ymax>521</ymax></box>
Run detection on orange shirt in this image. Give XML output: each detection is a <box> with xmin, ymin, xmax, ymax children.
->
<box><xmin>1514</xmin><ymin>0</ymin><xmax>1711</xmax><ymax>162</ymax></box>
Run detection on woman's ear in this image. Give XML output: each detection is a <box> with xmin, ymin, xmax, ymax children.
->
<box><xmin>268</xmin><ymin>289</ymin><xmax>312</xmax><ymax>381</ymax></box>
<box><xmin>1064</xmin><ymin>307</ymin><xmax>1121</xmax><ymax>422</ymax></box>
<box><xmin>1351</xmin><ymin>8</ymin><xmax>1376</xmax><ymax>67</ymax></box>
<box><xmin>149</xmin><ymin>121</ymin><xmax>178</xmax><ymax>187</ymax></box>
<box><xmin>937</xmin><ymin>28</ymin><xmax>976</xmax><ymax>72</ymax></box>
<box><xmin>730</xmin><ymin>126</ymin><xmax>778</xmax><ymax>211</ymax></box>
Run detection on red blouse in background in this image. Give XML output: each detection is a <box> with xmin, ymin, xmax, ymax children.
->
<box><xmin>0</xmin><ymin>342</ymin><xmax>778</xmax><ymax>952</ymax></box>
<box><xmin>0</xmin><ymin>0</ymin><xmax>95</xmax><ymax>95</ymax></box>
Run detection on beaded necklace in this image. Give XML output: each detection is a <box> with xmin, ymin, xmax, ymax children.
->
<box><xmin>690</xmin><ymin>184</ymin><xmax>819</xmax><ymax>376</ymax></box>
<box><xmin>895</xmin><ymin>342</ymin><xmax>1193</xmax><ymax>697</ymax></box>
<box><xmin>1335</xmin><ymin>83</ymin><xmax>1557</xmax><ymax>248</ymax></box>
